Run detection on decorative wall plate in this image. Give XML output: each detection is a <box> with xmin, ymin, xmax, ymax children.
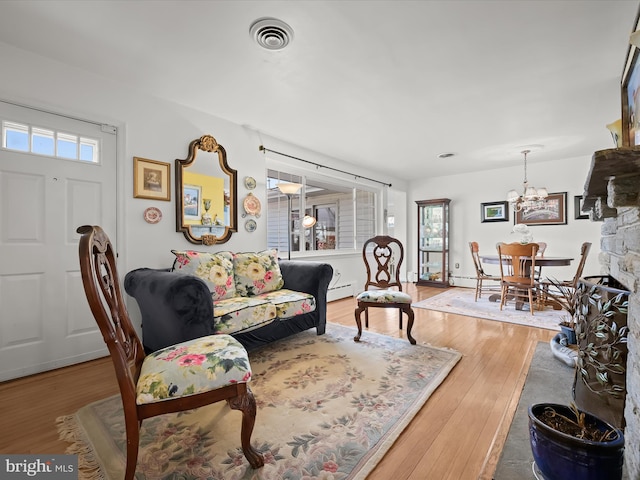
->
<box><xmin>245</xmin><ymin>219</ymin><xmax>257</xmax><ymax>232</ymax></box>
<box><xmin>243</xmin><ymin>193</ymin><xmax>261</xmax><ymax>218</ymax></box>
<box><xmin>244</xmin><ymin>176</ymin><xmax>257</xmax><ymax>190</ymax></box>
<box><xmin>143</xmin><ymin>207</ymin><xmax>162</xmax><ymax>224</ymax></box>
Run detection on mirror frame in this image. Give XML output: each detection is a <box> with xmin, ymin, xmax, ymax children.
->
<box><xmin>175</xmin><ymin>134</ymin><xmax>237</xmax><ymax>245</ymax></box>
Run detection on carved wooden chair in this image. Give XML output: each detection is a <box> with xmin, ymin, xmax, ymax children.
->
<box><xmin>469</xmin><ymin>241</ymin><xmax>501</xmax><ymax>301</ymax></box>
<box><xmin>497</xmin><ymin>242</ymin><xmax>540</xmax><ymax>315</ymax></box>
<box><xmin>354</xmin><ymin>235</ymin><xmax>415</xmax><ymax>344</ymax></box>
<box><xmin>77</xmin><ymin>225</ymin><xmax>264</xmax><ymax>480</ymax></box>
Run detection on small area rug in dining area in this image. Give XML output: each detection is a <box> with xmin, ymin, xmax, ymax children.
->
<box><xmin>57</xmin><ymin>323</ymin><xmax>461</xmax><ymax>480</ymax></box>
<box><xmin>412</xmin><ymin>287</ymin><xmax>563</xmax><ymax>331</ymax></box>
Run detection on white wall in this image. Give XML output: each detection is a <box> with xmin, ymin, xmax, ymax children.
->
<box><xmin>1</xmin><ymin>40</ymin><xmax>605</xmax><ymax>315</ymax></box>
<box><xmin>0</xmin><ymin>42</ymin><xmax>407</xmax><ymax>320</ymax></box>
<box><xmin>407</xmin><ymin>155</ymin><xmax>604</xmax><ymax>288</ymax></box>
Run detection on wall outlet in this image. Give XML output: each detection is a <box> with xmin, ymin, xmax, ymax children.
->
<box><xmin>455</xmin><ymin>263</ymin><xmax>460</xmax><ymax>269</ymax></box>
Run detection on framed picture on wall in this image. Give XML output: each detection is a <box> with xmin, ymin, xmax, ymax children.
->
<box><xmin>133</xmin><ymin>157</ymin><xmax>171</xmax><ymax>201</ymax></box>
<box><xmin>574</xmin><ymin>195</ymin><xmax>589</xmax><ymax>220</ymax></box>
<box><xmin>515</xmin><ymin>192</ymin><xmax>567</xmax><ymax>226</ymax></box>
<box><xmin>183</xmin><ymin>184</ymin><xmax>201</xmax><ymax>220</ymax></box>
<box><xmin>480</xmin><ymin>201</ymin><xmax>509</xmax><ymax>223</ymax></box>
<box><xmin>622</xmin><ymin>9</ymin><xmax>640</xmax><ymax>147</ymax></box>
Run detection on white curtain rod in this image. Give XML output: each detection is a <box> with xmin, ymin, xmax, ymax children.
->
<box><xmin>259</xmin><ymin>145</ymin><xmax>392</xmax><ymax>188</ymax></box>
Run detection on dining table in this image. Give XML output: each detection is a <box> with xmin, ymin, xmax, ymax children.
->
<box><xmin>479</xmin><ymin>254</ymin><xmax>574</xmax><ymax>310</ymax></box>
<box><xmin>479</xmin><ymin>254</ymin><xmax>574</xmax><ymax>268</ymax></box>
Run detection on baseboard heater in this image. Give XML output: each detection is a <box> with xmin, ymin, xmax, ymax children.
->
<box><xmin>327</xmin><ymin>282</ymin><xmax>355</xmax><ymax>302</ymax></box>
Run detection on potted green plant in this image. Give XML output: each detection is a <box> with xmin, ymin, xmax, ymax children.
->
<box><xmin>542</xmin><ymin>277</ymin><xmax>579</xmax><ymax>344</ymax></box>
<box><xmin>529</xmin><ymin>402</ymin><xmax>625</xmax><ymax>480</ymax></box>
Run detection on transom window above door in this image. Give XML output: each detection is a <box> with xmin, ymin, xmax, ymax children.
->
<box><xmin>2</xmin><ymin>120</ymin><xmax>99</xmax><ymax>163</ymax></box>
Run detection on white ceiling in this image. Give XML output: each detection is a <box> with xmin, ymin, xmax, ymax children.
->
<box><xmin>0</xmin><ymin>0</ymin><xmax>637</xmax><ymax>180</ymax></box>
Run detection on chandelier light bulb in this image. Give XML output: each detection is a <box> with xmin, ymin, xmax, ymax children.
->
<box><xmin>507</xmin><ymin>150</ymin><xmax>548</xmax><ymax>212</ymax></box>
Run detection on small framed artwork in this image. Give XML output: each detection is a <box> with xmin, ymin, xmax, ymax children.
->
<box><xmin>481</xmin><ymin>201</ymin><xmax>509</xmax><ymax>223</ymax></box>
<box><xmin>183</xmin><ymin>184</ymin><xmax>201</xmax><ymax>220</ymax></box>
<box><xmin>133</xmin><ymin>157</ymin><xmax>171</xmax><ymax>201</ymax></box>
<box><xmin>622</xmin><ymin>9</ymin><xmax>640</xmax><ymax>147</ymax></box>
<box><xmin>515</xmin><ymin>192</ymin><xmax>567</xmax><ymax>226</ymax></box>
<box><xmin>574</xmin><ymin>195</ymin><xmax>589</xmax><ymax>220</ymax></box>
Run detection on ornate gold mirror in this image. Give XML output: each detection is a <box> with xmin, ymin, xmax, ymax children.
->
<box><xmin>175</xmin><ymin>135</ymin><xmax>237</xmax><ymax>244</ymax></box>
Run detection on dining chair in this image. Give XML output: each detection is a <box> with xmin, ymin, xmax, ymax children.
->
<box><xmin>540</xmin><ymin>242</ymin><xmax>592</xmax><ymax>306</ymax></box>
<box><xmin>497</xmin><ymin>242</ymin><xmax>540</xmax><ymax>315</ymax></box>
<box><xmin>77</xmin><ymin>225</ymin><xmax>264</xmax><ymax>480</ymax></box>
<box><xmin>469</xmin><ymin>241</ymin><xmax>501</xmax><ymax>301</ymax></box>
<box><xmin>534</xmin><ymin>241</ymin><xmax>547</xmax><ymax>280</ymax></box>
<box><xmin>354</xmin><ymin>235</ymin><xmax>416</xmax><ymax>344</ymax></box>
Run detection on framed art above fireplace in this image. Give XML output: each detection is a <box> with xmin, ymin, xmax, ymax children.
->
<box><xmin>622</xmin><ymin>9</ymin><xmax>640</xmax><ymax>147</ymax></box>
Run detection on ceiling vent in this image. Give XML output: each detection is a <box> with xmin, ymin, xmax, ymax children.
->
<box><xmin>250</xmin><ymin>18</ymin><xmax>294</xmax><ymax>51</ymax></box>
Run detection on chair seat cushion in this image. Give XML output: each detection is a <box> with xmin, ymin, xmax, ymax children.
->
<box><xmin>356</xmin><ymin>289</ymin><xmax>412</xmax><ymax>304</ymax></box>
<box><xmin>136</xmin><ymin>334</ymin><xmax>251</xmax><ymax>405</ymax></box>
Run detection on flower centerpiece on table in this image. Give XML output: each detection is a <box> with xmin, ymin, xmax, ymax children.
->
<box><xmin>511</xmin><ymin>223</ymin><xmax>533</xmax><ymax>244</ymax></box>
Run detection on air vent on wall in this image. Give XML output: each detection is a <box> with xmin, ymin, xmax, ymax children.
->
<box><xmin>250</xmin><ymin>18</ymin><xmax>294</xmax><ymax>51</ymax></box>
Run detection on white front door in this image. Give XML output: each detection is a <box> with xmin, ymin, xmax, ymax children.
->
<box><xmin>0</xmin><ymin>101</ymin><xmax>117</xmax><ymax>381</ymax></box>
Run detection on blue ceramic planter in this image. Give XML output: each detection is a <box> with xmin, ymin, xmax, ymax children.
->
<box><xmin>529</xmin><ymin>403</ymin><xmax>624</xmax><ymax>480</ymax></box>
<box><xmin>559</xmin><ymin>324</ymin><xmax>576</xmax><ymax>344</ymax></box>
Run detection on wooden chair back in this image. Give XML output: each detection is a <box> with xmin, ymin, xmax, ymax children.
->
<box><xmin>77</xmin><ymin>225</ymin><xmax>145</xmax><ymax>408</ymax></box>
<box><xmin>536</xmin><ymin>241</ymin><xmax>547</xmax><ymax>256</ymax></box>
<box><xmin>497</xmin><ymin>242</ymin><xmax>539</xmax><ymax>286</ymax></box>
<box><xmin>570</xmin><ymin>242</ymin><xmax>592</xmax><ymax>288</ymax></box>
<box><xmin>362</xmin><ymin>235</ymin><xmax>404</xmax><ymax>292</ymax></box>
<box><xmin>469</xmin><ymin>241</ymin><xmax>485</xmax><ymax>276</ymax></box>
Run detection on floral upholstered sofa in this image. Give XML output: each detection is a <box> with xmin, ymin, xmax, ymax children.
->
<box><xmin>124</xmin><ymin>249</ymin><xmax>333</xmax><ymax>353</ymax></box>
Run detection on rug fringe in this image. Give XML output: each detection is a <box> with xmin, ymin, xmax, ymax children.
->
<box><xmin>56</xmin><ymin>414</ymin><xmax>106</xmax><ymax>480</ymax></box>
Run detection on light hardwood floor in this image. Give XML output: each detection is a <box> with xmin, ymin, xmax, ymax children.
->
<box><xmin>0</xmin><ymin>284</ymin><xmax>554</xmax><ymax>479</ymax></box>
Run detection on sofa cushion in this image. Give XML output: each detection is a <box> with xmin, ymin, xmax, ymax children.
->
<box><xmin>254</xmin><ymin>289</ymin><xmax>316</xmax><ymax>319</ymax></box>
<box><xmin>171</xmin><ymin>250</ymin><xmax>236</xmax><ymax>301</ymax></box>
<box><xmin>233</xmin><ymin>249</ymin><xmax>284</xmax><ymax>296</ymax></box>
<box><xmin>213</xmin><ymin>296</ymin><xmax>278</xmax><ymax>335</ymax></box>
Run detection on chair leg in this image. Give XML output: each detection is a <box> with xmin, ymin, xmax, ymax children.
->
<box><xmin>537</xmin><ymin>284</ymin><xmax>548</xmax><ymax>310</ymax></box>
<box><xmin>403</xmin><ymin>306</ymin><xmax>416</xmax><ymax>345</ymax></box>
<box><xmin>399</xmin><ymin>310</ymin><xmax>403</xmax><ymax>330</ymax></box>
<box><xmin>475</xmin><ymin>279</ymin><xmax>481</xmax><ymax>301</ymax></box>
<box><xmin>124</xmin><ymin>417</ymin><xmax>141</xmax><ymax>480</ymax></box>
<box><xmin>354</xmin><ymin>305</ymin><xmax>365</xmax><ymax>342</ymax></box>
<box><xmin>528</xmin><ymin>288</ymin><xmax>535</xmax><ymax>316</ymax></box>
<box><xmin>364</xmin><ymin>308</ymin><xmax>369</xmax><ymax>328</ymax></box>
<box><xmin>499</xmin><ymin>285</ymin><xmax>507</xmax><ymax>311</ymax></box>
<box><xmin>227</xmin><ymin>386</ymin><xmax>265</xmax><ymax>469</ymax></box>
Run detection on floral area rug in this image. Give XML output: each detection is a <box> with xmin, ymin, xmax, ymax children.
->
<box><xmin>412</xmin><ymin>288</ymin><xmax>564</xmax><ymax>331</ymax></box>
<box><xmin>57</xmin><ymin>323</ymin><xmax>461</xmax><ymax>480</ymax></box>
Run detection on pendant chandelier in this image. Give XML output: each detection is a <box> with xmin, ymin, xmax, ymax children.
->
<box><xmin>506</xmin><ymin>149</ymin><xmax>548</xmax><ymax>212</ymax></box>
